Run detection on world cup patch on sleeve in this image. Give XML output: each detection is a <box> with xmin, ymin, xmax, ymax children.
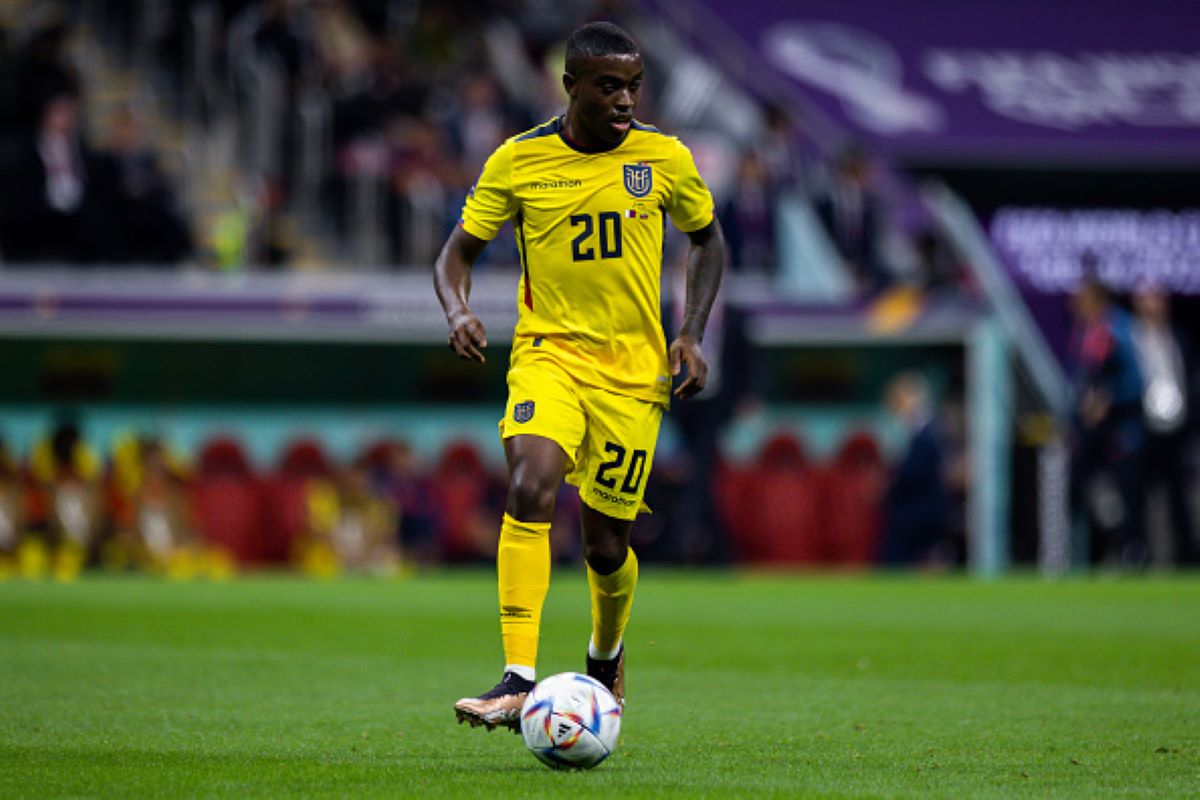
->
<box><xmin>513</xmin><ymin>400</ymin><xmax>535</xmax><ymax>423</ymax></box>
<box><xmin>623</xmin><ymin>163</ymin><xmax>652</xmax><ymax>198</ymax></box>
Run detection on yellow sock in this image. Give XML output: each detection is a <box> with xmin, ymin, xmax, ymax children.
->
<box><xmin>587</xmin><ymin>547</ymin><xmax>638</xmax><ymax>657</ymax></box>
<box><xmin>497</xmin><ymin>513</ymin><xmax>551</xmax><ymax>673</ymax></box>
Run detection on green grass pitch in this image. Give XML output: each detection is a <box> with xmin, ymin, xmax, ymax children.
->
<box><xmin>1</xmin><ymin>572</ymin><xmax>1197</xmax><ymax>797</ymax></box>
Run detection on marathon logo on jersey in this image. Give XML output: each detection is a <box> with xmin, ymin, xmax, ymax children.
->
<box><xmin>623</xmin><ymin>163</ymin><xmax>652</xmax><ymax>198</ymax></box>
<box><xmin>513</xmin><ymin>400</ymin><xmax>535</xmax><ymax>423</ymax></box>
<box><xmin>530</xmin><ymin>178</ymin><xmax>582</xmax><ymax>190</ymax></box>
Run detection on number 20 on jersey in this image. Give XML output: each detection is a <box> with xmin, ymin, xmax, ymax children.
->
<box><xmin>570</xmin><ymin>212</ymin><xmax>622</xmax><ymax>261</ymax></box>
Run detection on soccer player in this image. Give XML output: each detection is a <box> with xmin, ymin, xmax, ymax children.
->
<box><xmin>435</xmin><ymin>21</ymin><xmax>725</xmax><ymax>731</ymax></box>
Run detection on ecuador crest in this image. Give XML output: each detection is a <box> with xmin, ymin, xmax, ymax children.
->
<box><xmin>623</xmin><ymin>163</ymin><xmax>652</xmax><ymax>198</ymax></box>
<box><xmin>513</xmin><ymin>400</ymin><xmax>535</xmax><ymax>423</ymax></box>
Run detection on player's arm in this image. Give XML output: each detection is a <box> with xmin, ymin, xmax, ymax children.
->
<box><xmin>435</xmin><ymin>138</ymin><xmax>516</xmax><ymax>364</ymax></box>
<box><xmin>670</xmin><ymin>218</ymin><xmax>726</xmax><ymax>400</ymax></box>
<box><xmin>434</xmin><ymin>225</ymin><xmax>490</xmax><ymax>363</ymax></box>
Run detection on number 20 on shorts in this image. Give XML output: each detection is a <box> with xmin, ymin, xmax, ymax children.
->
<box><xmin>595</xmin><ymin>441</ymin><xmax>647</xmax><ymax>494</ymax></box>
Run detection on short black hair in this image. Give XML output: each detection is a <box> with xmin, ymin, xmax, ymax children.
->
<box><xmin>565</xmin><ymin>21</ymin><xmax>640</xmax><ymax>75</ymax></box>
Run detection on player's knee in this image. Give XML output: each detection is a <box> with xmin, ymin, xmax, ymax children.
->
<box><xmin>584</xmin><ymin>539</ymin><xmax>628</xmax><ymax>575</ymax></box>
<box><xmin>507</xmin><ymin>473</ymin><xmax>557</xmax><ymax>520</ymax></box>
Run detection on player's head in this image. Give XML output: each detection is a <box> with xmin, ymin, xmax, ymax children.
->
<box><xmin>563</xmin><ymin>22</ymin><xmax>643</xmax><ymax>149</ymax></box>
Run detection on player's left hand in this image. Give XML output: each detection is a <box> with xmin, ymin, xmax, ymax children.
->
<box><xmin>669</xmin><ymin>335</ymin><xmax>708</xmax><ymax>400</ymax></box>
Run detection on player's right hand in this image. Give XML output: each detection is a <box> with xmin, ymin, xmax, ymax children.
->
<box><xmin>447</xmin><ymin>310</ymin><xmax>488</xmax><ymax>363</ymax></box>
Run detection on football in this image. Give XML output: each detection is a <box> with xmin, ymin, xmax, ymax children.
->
<box><xmin>519</xmin><ymin>672</ymin><xmax>622</xmax><ymax>769</ymax></box>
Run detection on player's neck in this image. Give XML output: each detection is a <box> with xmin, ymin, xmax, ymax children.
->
<box><xmin>560</xmin><ymin>114</ymin><xmax>626</xmax><ymax>153</ymax></box>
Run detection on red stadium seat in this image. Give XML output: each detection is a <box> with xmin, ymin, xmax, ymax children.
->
<box><xmin>278</xmin><ymin>438</ymin><xmax>333</xmax><ymax>480</ymax></box>
<box><xmin>733</xmin><ymin>432</ymin><xmax>821</xmax><ymax>565</ymax></box>
<box><xmin>430</xmin><ymin>441</ymin><xmax>496</xmax><ymax>562</ymax></box>
<box><xmin>198</xmin><ymin>436</ymin><xmax>253</xmax><ymax>478</ymax></box>
<box><xmin>260</xmin><ymin>438</ymin><xmax>336</xmax><ymax>563</ymax></box>
<box><xmin>821</xmin><ymin>431</ymin><xmax>885</xmax><ymax>565</ymax></box>
<box><xmin>192</xmin><ymin>476</ymin><xmax>263</xmax><ymax>563</ymax></box>
<box><xmin>193</xmin><ymin>437</ymin><xmax>262</xmax><ymax>563</ymax></box>
<box><xmin>358</xmin><ymin>439</ymin><xmax>397</xmax><ymax>472</ymax></box>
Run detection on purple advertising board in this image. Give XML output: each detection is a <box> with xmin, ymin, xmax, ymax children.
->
<box><xmin>669</xmin><ymin>0</ymin><xmax>1200</xmax><ymax>163</ymax></box>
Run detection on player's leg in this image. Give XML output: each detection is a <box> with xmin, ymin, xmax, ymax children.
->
<box><xmin>455</xmin><ymin>435</ymin><xmax>564</xmax><ymax>730</ymax></box>
<box><xmin>455</xmin><ymin>356</ymin><xmax>584</xmax><ymax>731</ymax></box>
<box><xmin>497</xmin><ymin>434</ymin><xmax>564</xmax><ymax>678</ymax></box>
<box><xmin>569</xmin><ymin>387</ymin><xmax>661</xmax><ymax>705</ymax></box>
<box><xmin>581</xmin><ymin>504</ymin><xmax>636</xmax><ymax>704</ymax></box>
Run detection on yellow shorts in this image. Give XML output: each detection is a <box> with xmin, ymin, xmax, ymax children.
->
<box><xmin>498</xmin><ymin>350</ymin><xmax>662</xmax><ymax>521</ymax></box>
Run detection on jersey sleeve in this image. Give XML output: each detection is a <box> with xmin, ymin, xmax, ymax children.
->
<box><xmin>664</xmin><ymin>139</ymin><xmax>714</xmax><ymax>233</ymax></box>
<box><xmin>459</xmin><ymin>139</ymin><xmax>516</xmax><ymax>240</ymax></box>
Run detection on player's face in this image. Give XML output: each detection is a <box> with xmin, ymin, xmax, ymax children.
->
<box><xmin>564</xmin><ymin>54</ymin><xmax>644</xmax><ymax>149</ymax></box>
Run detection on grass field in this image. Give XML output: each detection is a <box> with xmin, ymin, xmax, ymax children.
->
<box><xmin>1</xmin><ymin>572</ymin><xmax>1198</xmax><ymax>798</ymax></box>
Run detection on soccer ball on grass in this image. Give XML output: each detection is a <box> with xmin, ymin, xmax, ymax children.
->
<box><xmin>519</xmin><ymin>672</ymin><xmax>622</xmax><ymax>769</ymax></box>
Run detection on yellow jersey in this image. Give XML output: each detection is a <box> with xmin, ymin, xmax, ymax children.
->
<box><xmin>459</xmin><ymin>116</ymin><xmax>714</xmax><ymax>406</ymax></box>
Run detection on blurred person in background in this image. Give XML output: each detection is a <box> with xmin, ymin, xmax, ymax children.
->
<box><xmin>1068</xmin><ymin>271</ymin><xmax>1146</xmax><ymax>567</ymax></box>
<box><xmin>1131</xmin><ymin>286</ymin><xmax>1197</xmax><ymax>566</ymax></box>
<box><xmin>28</xmin><ymin>417</ymin><xmax>104</xmax><ymax>579</ymax></box>
<box><xmin>880</xmin><ymin>372</ymin><xmax>949</xmax><ymax>567</ymax></box>
<box><xmin>105</xmin><ymin>107</ymin><xmax>193</xmax><ymax>264</ymax></box>
<box><xmin>368</xmin><ymin>439</ymin><xmax>436</xmax><ymax>565</ymax></box>
<box><xmin>437</xmin><ymin>21</ymin><xmax>724</xmax><ymax>730</ymax></box>
<box><xmin>0</xmin><ymin>9</ymin><xmax>77</xmax><ymax>136</ymax></box>
<box><xmin>328</xmin><ymin>456</ymin><xmax>401</xmax><ymax>575</ymax></box>
<box><xmin>0</xmin><ymin>81</ymin><xmax>118</xmax><ymax>263</ymax></box>
<box><xmin>0</xmin><ymin>437</ymin><xmax>24</xmax><ymax>576</ymax></box>
<box><xmin>108</xmin><ymin>437</ymin><xmax>210</xmax><ymax>577</ymax></box>
<box><xmin>814</xmin><ymin>144</ymin><xmax>892</xmax><ymax>293</ymax></box>
<box><xmin>718</xmin><ymin>151</ymin><xmax>775</xmax><ymax>273</ymax></box>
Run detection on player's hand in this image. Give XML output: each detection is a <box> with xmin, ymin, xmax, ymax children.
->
<box><xmin>447</xmin><ymin>309</ymin><xmax>487</xmax><ymax>363</ymax></box>
<box><xmin>669</xmin><ymin>335</ymin><xmax>707</xmax><ymax>400</ymax></box>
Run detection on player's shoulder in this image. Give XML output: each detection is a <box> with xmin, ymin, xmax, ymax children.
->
<box><xmin>628</xmin><ymin>119</ymin><xmax>682</xmax><ymax>148</ymax></box>
<box><xmin>629</xmin><ymin>119</ymin><xmax>668</xmax><ymax>137</ymax></box>
<box><xmin>626</xmin><ymin>120</ymin><xmax>689</xmax><ymax>166</ymax></box>
<box><xmin>512</xmin><ymin>117</ymin><xmax>563</xmax><ymax>144</ymax></box>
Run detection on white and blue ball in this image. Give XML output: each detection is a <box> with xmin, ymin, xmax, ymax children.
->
<box><xmin>519</xmin><ymin>672</ymin><xmax>622</xmax><ymax>769</ymax></box>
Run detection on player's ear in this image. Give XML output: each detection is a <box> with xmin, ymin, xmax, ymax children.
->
<box><xmin>562</xmin><ymin>72</ymin><xmax>577</xmax><ymax>98</ymax></box>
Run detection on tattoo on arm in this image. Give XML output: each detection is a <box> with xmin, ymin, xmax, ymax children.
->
<box><xmin>680</xmin><ymin>220</ymin><xmax>726</xmax><ymax>341</ymax></box>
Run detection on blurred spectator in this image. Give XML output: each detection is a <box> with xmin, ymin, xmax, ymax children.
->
<box><xmin>880</xmin><ymin>372</ymin><xmax>949</xmax><ymax>566</ymax></box>
<box><xmin>758</xmin><ymin>103</ymin><xmax>809</xmax><ymax>193</ymax></box>
<box><xmin>0</xmin><ymin>437</ymin><xmax>23</xmax><ymax>569</ymax></box>
<box><xmin>0</xmin><ymin>82</ymin><xmax>119</xmax><ymax>263</ymax></box>
<box><xmin>1131</xmin><ymin>287</ymin><xmax>1197</xmax><ymax>565</ymax></box>
<box><xmin>365</xmin><ymin>439</ymin><xmax>436</xmax><ymax>563</ymax></box>
<box><xmin>912</xmin><ymin>228</ymin><xmax>960</xmax><ymax>294</ymax></box>
<box><xmin>448</xmin><ymin>73</ymin><xmax>508</xmax><ymax>173</ymax></box>
<box><xmin>387</xmin><ymin>116</ymin><xmax>455</xmax><ymax>265</ymax></box>
<box><xmin>814</xmin><ymin>144</ymin><xmax>892</xmax><ymax>292</ymax></box>
<box><xmin>327</xmin><ymin>456</ymin><xmax>400</xmax><ymax>575</ymax></box>
<box><xmin>719</xmin><ymin>151</ymin><xmax>775</xmax><ymax>272</ymax></box>
<box><xmin>0</xmin><ymin>10</ymin><xmax>78</xmax><ymax>135</ymax></box>
<box><xmin>105</xmin><ymin>108</ymin><xmax>193</xmax><ymax>264</ymax></box>
<box><xmin>1068</xmin><ymin>272</ymin><xmax>1146</xmax><ymax>566</ymax></box>
<box><xmin>108</xmin><ymin>436</ymin><xmax>221</xmax><ymax>577</ymax></box>
<box><xmin>666</xmin><ymin>296</ymin><xmax>756</xmax><ymax>564</ymax></box>
<box><xmin>28</xmin><ymin>417</ymin><xmax>104</xmax><ymax>578</ymax></box>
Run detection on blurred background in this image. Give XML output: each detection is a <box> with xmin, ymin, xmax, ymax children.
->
<box><xmin>0</xmin><ymin>0</ymin><xmax>1196</xmax><ymax>579</ymax></box>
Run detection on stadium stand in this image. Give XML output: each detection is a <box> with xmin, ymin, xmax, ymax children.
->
<box><xmin>0</xmin><ymin>0</ymin><xmax>1195</xmax><ymax>577</ymax></box>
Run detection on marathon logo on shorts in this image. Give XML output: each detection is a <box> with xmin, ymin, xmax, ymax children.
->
<box><xmin>513</xmin><ymin>400</ymin><xmax>535</xmax><ymax>423</ymax></box>
<box><xmin>591</xmin><ymin>486</ymin><xmax>636</xmax><ymax>507</ymax></box>
<box><xmin>623</xmin><ymin>163</ymin><xmax>652</xmax><ymax>198</ymax></box>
